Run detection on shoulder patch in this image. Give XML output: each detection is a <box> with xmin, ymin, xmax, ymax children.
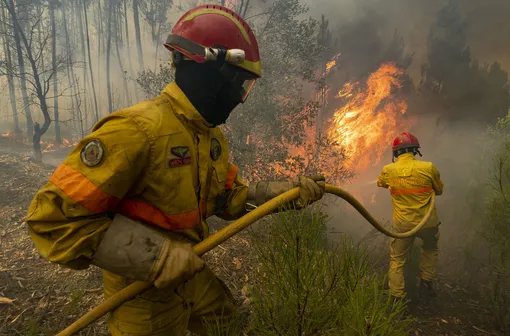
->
<box><xmin>80</xmin><ymin>140</ymin><xmax>105</xmax><ymax>167</ymax></box>
<box><xmin>210</xmin><ymin>138</ymin><xmax>221</xmax><ymax>161</ymax></box>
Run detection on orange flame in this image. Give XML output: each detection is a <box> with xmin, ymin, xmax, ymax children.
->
<box><xmin>0</xmin><ymin>132</ymin><xmax>79</xmax><ymax>153</ymax></box>
<box><xmin>324</xmin><ymin>53</ymin><xmax>341</xmax><ymax>76</ymax></box>
<box><xmin>326</xmin><ymin>60</ymin><xmax>336</xmax><ymax>73</ymax></box>
<box><xmin>327</xmin><ymin>62</ymin><xmax>410</xmax><ymax>172</ymax></box>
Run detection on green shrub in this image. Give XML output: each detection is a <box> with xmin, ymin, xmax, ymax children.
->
<box><xmin>246</xmin><ymin>206</ymin><xmax>412</xmax><ymax>336</ymax></box>
<box><xmin>480</xmin><ymin>113</ymin><xmax>510</xmax><ymax>332</ymax></box>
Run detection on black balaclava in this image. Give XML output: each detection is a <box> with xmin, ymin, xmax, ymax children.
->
<box><xmin>392</xmin><ymin>147</ymin><xmax>422</xmax><ymax>162</ymax></box>
<box><xmin>175</xmin><ymin>58</ymin><xmax>244</xmax><ymax>127</ymax></box>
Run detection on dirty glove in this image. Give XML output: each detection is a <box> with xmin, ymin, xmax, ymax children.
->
<box><xmin>295</xmin><ymin>175</ymin><xmax>326</xmax><ymax>208</ymax></box>
<box><xmin>150</xmin><ymin>239</ymin><xmax>205</xmax><ymax>288</ymax></box>
<box><xmin>92</xmin><ymin>214</ymin><xmax>204</xmax><ymax>288</ymax></box>
<box><xmin>246</xmin><ymin>175</ymin><xmax>326</xmax><ymax>210</ymax></box>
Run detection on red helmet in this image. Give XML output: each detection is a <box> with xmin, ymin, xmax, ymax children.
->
<box><xmin>165</xmin><ymin>5</ymin><xmax>260</xmax><ymax>76</ymax></box>
<box><xmin>164</xmin><ymin>5</ymin><xmax>261</xmax><ymax>102</ymax></box>
<box><xmin>392</xmin><ymin>132</ymin><xmax>420</xmax><ymax>152</ymax></box>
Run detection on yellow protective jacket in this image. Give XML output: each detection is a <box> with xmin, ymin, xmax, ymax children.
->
<box><xmin>377</xmin><ymin>153</ymin><xmax>443</xmax><ymax>229</ymax></box>
<box><xmin>26</xmin><ymin>82</ymin><xmax>248</xmax><ymax>270</ymax></box>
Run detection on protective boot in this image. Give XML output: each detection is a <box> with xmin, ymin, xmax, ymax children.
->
<box><xmin>419</xmin><ymin>279</ymin><xmax>437</xmax><ymax>298</ymax></box>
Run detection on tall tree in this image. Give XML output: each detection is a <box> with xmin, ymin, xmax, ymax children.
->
<box><xmin>76</xmin><ymin>0</ymin><xmax>89</xmax><ymax>125</ymax></box>
<box><xmin>419</xmin><ymin>0</ymin><xmax>510</xmax><ymax>125</ymax></box>
<box><xmin>0</xmin><ymin>5</ymin><xmax>21</xmax><ymax>135</ymax></box>
<box><xmin>123</xmin><ymin>0</ymin><xmax>134</xmax><ymax>77</ymax></box>
<box><xmin>62</xmin><ymin>0</ymin><xmax>83</xmax><ymax>137</ymax></box>
<box><xmin>49</xmin><ymin>0</ymin><xmax>62</xmax><ymax>143</ymax></box>
<box><xmin>106</xmin><ymin>0</ymin><xmax>114</xmax><ymax>113</ymax></box>
<box><xmin>115</xmin><ymin>3</ymin><xmax>131</xmax><ymax>105</ymax></box>
<box><xmin>132</xmin><ymin>0</ymin><xmax>144</xmax><ymax>70</ymax></box>
<box><xmin>315</xmin><ymin>14</ymin><xmax>333</xmax><ymax>135</ymax></box>
<box><xmin>6</xmin><ymin>0</ymin><xmax>33</xmax><ymax>138</ymax></box>
<box><xmin>4</xmin><ymin>0</ymin><xmax>76</xmax><ymax>161</ymax></box>
<box><xmin>141</xmin><ymin>0</ymin><xmax>173</xmax><ymax>69</ymax></box>
<box><xmin>83</xmin><ymin>0</ymin><xmax>100</xmax><ymax>122</ymax></box>
<box><xmin>96</xmin><ymin>0</ymin><xmax>103</xmax><ymax>98</ymax></box>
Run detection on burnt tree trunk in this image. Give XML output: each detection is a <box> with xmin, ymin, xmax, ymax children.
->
<box><xmin>0</xmin><ymin>5</ymin><xmax>20</xmax><ymax>135</ymax></box>
<box><xmin>115</xmin><ymin>6</ymin><xmax>130</xmax><ymax>106</ymax></box>
<box><xmin>132</xmin><ymin>0</ymin><xmax>144</xmax><ymax>70</ymax></box>
<box><xmin>106</xmin><ymin>0</ymin><xmax>113</xmax><ymax>113</ymax></box>
<box><xmin>8</xmin><ymin>0</ymin><xmax>52</xmax><ymax>162</ymax></box>
<box><xmin>123</xmin><ymin>0</ymin><xmax>134</xmax><ymax>77</ymax></box>
<box><xmin>63</xmin><ymin>2</ymin><xmax>84</xmax><ymax>137</ymax></box>
<box><xmin>7</xmin><ymin>0</ymin><xmax>33</xmax><ymax>138</ymax></box>
<box><xmin>83</xmin><ymin>0</ymin><xmax>100</xmax><ymax>123</ymax></box>
<box><xmin>76</xmin><ymin>0</ymin><xmax>89</xmax><ymax>126</ymax></box>
<box><xmin>50</xmin><ymin>2</ymin><xmax>61</xmax><ymax>143</ymax></box>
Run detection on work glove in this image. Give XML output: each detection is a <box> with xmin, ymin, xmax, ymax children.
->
<box><xmin>151</xmin><ymin>240</ymin><xmax>205</xmax><ymax>288</ymax></box>
<box><xmin>91</xmin><ymin>214</ymin><xmax>205</xmax><ymax>288</ymax></box>
<box><xmin>295</xmin><ymin>175</ymin><xmax>326</xmax><ymax>208</ymax></box>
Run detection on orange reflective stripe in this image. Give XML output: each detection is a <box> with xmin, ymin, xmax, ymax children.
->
<box><xmin>118</xmin><ymin>200</ymin><xmax>201</xmax><ymax>230</ymax></box>
<box><xmin>225</xmin><ymin>164</ymin><xmax>239</xmax><ymax>190</ymax></box>
<box><xmin>390</xmin><ymin>187</ymin><xmax>433</xmax><ymax>195</ymax></box>
<box><xmin>50</xmin><ymin>163</ymin><xmax>119</xmax><ymax>213</ymax></box>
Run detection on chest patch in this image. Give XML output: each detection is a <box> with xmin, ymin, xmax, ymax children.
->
<box><xmin>168</xmin><ymin>146</ymin><xmax>191</xmax><ymax>168</ymax></box>
<box><xmin>210</xmin><ymin>138</ymin><xmax>221</xmax><ymax>161</ymax></box>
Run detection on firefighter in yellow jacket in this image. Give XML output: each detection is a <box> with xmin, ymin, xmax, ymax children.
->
<box><xmin>377</xmin><ymin>132</ymin><xmax>443</xmax><ymax>300</ymax></box>
<box><xmin>26</xmin><ymin>5</ymin><xmax>325</xmax><ymax>335</ymax></box>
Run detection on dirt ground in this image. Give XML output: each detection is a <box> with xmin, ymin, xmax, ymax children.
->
<box><xmin>0</xmin><ymin>143</ymin><xmax>501</xmax><ymax>336</ymax></box>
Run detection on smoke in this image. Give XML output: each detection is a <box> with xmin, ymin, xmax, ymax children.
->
<box><xmin>306</xmin><ymin>0</ymin><xmax>510</xmax><ymax>80</ymax></box>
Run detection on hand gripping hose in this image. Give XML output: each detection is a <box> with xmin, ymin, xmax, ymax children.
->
<box><xmin>56</xmin><ymin>184</ymin><xmax>435</xmax><ymax>335</ymax></box>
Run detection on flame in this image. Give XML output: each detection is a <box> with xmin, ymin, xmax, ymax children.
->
<box><xmin>0</xmin><ymin>132</ymin><xmax>79</xmax><ymax>153</ymax></box>
<box><xmin>227</xmin><ymin>59</ymin><xmax>411</xmax><ymax>186</ymax></box>
<box><xmin>326</xmin><ymin>60</ymin><xmax>336</xmax><ymax>73</ymax></box>
<box><xmin>324</xmin><ymin>53</ymin><xmax>341</xmax><ymax>76</ymax></box>
<box><xmin>327</xmin><ymin>62</ymin><xmax>410</xmax><ymax>172</ymax></box>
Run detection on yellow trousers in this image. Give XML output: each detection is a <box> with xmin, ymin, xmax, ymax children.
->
<box><xmin>388</xmin><ymin>226</ymin><xmax>439</xmax><ymax>298</ymax></box>
<box><xmin>103</xmin><ymin>266</ymin><xmax>237</xmax><ymax>335</ymax></box>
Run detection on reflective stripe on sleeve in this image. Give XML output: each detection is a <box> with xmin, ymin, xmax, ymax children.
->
<box><xmin>50</xmin><ymin>163</ymin><xmax>119</xmax><ymax>213</ymax></box>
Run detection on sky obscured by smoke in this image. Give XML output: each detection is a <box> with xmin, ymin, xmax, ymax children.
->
<box><xmin>306</xmin><ymin>0</ymin><xmax>510</xmax><ymax>80</ymax></box>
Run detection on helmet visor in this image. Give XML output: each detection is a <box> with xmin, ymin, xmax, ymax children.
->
<box><xmin>240</xmin><ymin>78</ymin><xmax>256</xmax><ymax>102</ymax></box>
<box><xmin>219</xmin><ymin>63</ymin><xmax>257</xmax><ymax>103</ymax></box>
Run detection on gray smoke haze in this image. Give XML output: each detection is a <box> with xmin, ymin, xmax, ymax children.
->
<box><xmin>306</xmin><ymin>0</ymin><xmax>510</xmax><ymax>80</ymax></box>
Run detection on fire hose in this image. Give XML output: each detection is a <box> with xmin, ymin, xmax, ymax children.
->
<box><xmin>56</xmin><ymin>184</ymin><xmax>435</xmax><ymax>336</ymax></box>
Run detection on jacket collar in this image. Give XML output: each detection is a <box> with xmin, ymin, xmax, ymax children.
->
<box><xmin>397</xmin><ymin>152</ymin><xmax>415</xmax><ymax>162</ymax></box>
<box><xmin>161</xmin><ymin>82</ymin><xmax>212</xmax><ymax>134</ymax></box>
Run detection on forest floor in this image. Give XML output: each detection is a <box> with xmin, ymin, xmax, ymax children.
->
<box><xmin>0</xmin><ymin>137</ymin><xmax>501</xmax><ymax>335</ymax></box>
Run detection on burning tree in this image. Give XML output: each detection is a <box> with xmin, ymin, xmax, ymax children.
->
<box><xmin>327</xmin><ymin>62</ymin><xmax>411</xmax><ymax>172</ymax></box>
<box><xmin>2</xmin><ymin>0</ymin><xmax>78</xmax><ymax>162</ymax></box>
<box><xmin>223</xmin><ymin>0</ymin><xmax>341</xmax><ymax>182</ymax></box>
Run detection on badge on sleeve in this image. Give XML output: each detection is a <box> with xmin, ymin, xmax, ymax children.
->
<box><xmin>210</xmin><ymin>138</ymin><xmax>221</xmax><ymax>161</ymax></box>
<box><xmin>80</xmin><ymin>140</ymin><xmax>105</xmax><ymax>167</ymax></box>
<box><xmin>168</xmin><ymin>146</ymin><xmax>192</xmax><ymax>168</ymax></box>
